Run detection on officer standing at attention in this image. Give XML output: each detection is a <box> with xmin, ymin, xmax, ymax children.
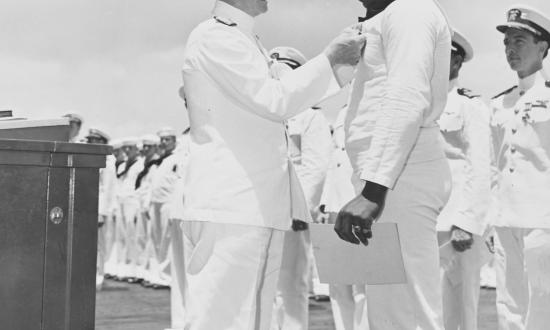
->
<box><xmin>436</xmin><ymin>30</ymin><xmax>491</xmax><ymax>330</ymax></box>
<box><xmin>491</xmin><ymin>5</ymin><xmax>550</xmax><ymax>329</ymax></box>
<box><xmin>179</xmin><ymin>0</ymin><xmax>365</xmax><ymax>328</ymax></box>
<box><xmin>268</xmin><ymin>46</ymin><xmax>334</xmax><ymax>330</ymax></box>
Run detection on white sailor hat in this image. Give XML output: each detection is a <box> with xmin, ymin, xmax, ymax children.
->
<box><xmin>157</xmin><ymin>127</ymin><xmax>177</xmax><ymax>138</ymax></box>
<box><xmin>85</xmin><ymin>128</ymin><xmax>110</xmax><ymax>142</ymax></box>
<box><xmin>142</xmin><ymin>134</ymin><xmax>160</xmax><ymax>145</ymax></box>
<box><xmin>63</xmin><ymin>113</ymin><xmax>83</xmax><ymax>124</ymax></box>
<box><xmin>451</xmin><ymin>29</ymin><xmax>474</xmax><ymax>62</ymax></box>
<box><xmin>269</xmin><ymin>47</ymin><xmax>308</xmax><ymax>69</ymax></box>
<box><xmin>110</xmin><ymin>138</ymin><xmax>123</xmax><ymax>149</ymax></box>
<box><xmin>121</xmin><ymin>137</ymin><xmax>139</xmax><ymax>147</ymax></box>
<box><xmin>497</xmin><ymin>5</ymin><xmax>550</xmax><ymax>42</ymax></box>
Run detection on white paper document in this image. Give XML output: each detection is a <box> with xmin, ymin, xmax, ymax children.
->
<box><xmin>310</xmin><ymin>223</ymin><xmax>406</xmax><ymax>285</ymax></box>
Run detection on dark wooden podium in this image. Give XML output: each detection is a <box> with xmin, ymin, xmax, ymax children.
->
<box><xmin>0</xmin><ymin>139</ymin><xmax>111</xmax><ymax>330</ymax></box>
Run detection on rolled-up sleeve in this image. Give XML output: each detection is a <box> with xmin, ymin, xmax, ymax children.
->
<box><xmin>359</xmin><ymin>6</ymin><xmax>437</xmax><ymax>188</ymax></box>
<box><xmin>184</xmin><ymin>25</ymin><xmax>339</xmax><ymax>122</ymax></box>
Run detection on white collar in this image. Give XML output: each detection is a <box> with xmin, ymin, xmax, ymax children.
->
<box><xmin>213</xmin><ymin>1</ymin><xmax>255</xmax><ymax>34</ymax></box>
<box><xmin>518</xmin><ymin>71</ymin><xmax>540</xmax><ymax>92</ymax></box>
<box><xmin>448</xmin><ymin>78</ymin><xmax>459</xmax><ymax>92</ymax></box>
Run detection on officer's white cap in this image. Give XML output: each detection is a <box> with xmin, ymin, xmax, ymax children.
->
<box><xmin>497</xmin><ymin>5</ymin><xmax>550</xmax><ymax>42</ymax></box>
<box><xmin>451</xmin><ymin>29</ymin><xmax>474</xmax><ymax>62</ymax></box>
<box><xmin>110</xmin><ymin>139</ymin><xmax>123</xmax><ymax>149</ymax></box>
<box><xmin>85</xmin><ymin>128</ymin><xmax>110</xmax><ymax>142</ymax></box>
<box><xmin>142</xmin><ymin>134</ymin><xmax>160</xmax><ymax>145</ymax></box>
<box><xmin>269</xmin><ymin>47</ymin><xmax>308</xmax><ymax>68</ymax></box>
<box><xmin>157</xmin><ymin>127</ymin><xmax>177</xmax><ymax>138</ymax></box>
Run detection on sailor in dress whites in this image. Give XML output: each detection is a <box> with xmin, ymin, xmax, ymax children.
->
<box><xmin>179</xmin><ymin>0</ymin><xmax>365</xmax><ymax>328</ymax></box>
<box><xmin>334</xmin><ymin>0</ymin><xmax>452</xmax><ymax>329</ymax></box>
<box><xmin>85</xmin><ymin>128</ymin><xmax>115</xmax><ymax>290</ymax></box>
<box><xmin>135</xmin><ymin>134</ymin><xmax>160</xmax><ymax>285</ymax></box>
<box><xmin>490</xmin><ymin>5</ymin><xmax>550</xmax><ymax>329</ymax></box>
<box><xmin>436</xmin><ymin>30</ymin><xmax>491</xmax><ymax>330</ymax></box>
<box><xmin>147</xmin><ymin>127</ymin><xmax>181</xmax><ymax>289</ymax></box>
<box><xmin>268</xmin><ymin>47</ymin><xmax>334</xmax><ymax>330</ymax></box>
<box><xmin>104</xmin><ymin>139</ymin><xmax>125</xmax><ymax>279</ymax></box>
<box><xmin>116</xmin><ymin>138</ymin><xmax>145</xmax><ymax>282</ymax></box>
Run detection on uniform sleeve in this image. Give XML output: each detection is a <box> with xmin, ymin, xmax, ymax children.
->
<box><xmin>359</xmin><ymin>5</ymin><xmax>440</xmax><ymax>188</ymax></box>
<box><xmin>294</xmin><ymin>111</ymin><xmax>334</xmax><ymax>213</ymax></box>
<box><xmin>184</xmin><ymin>25</ymin><xmax>339</xmax><ymax>122</ymax></box>
<box><xmin>454</xmin><ymin>100</ymin><xmax>491</xmax><ymax>235</ymax></box>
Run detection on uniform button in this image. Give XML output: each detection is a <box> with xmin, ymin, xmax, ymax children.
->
<box><xmin>514</xmin><ymin>109</ymin><xmax>520</xmax><ymax>114</ymax></box>
<box><xmin>337</xmin><ymin>164</ymin><xmax>341</xmax><ymax>168</ymax></box>
<box><xmin>509</xmin><ymin>168</ymin><xmax>515</xmax><ymax>173</ymax></box>
<box><xmin>512</xmin><ymin>128</ymin><xmax>517</xmax><ymax>134</ymax></box>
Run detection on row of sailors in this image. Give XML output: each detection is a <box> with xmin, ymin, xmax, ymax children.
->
<box><xmin>90</xmin><ymin>127</ymin><xmax>190</xmax><ymax>291</ymax></box>
<box><xmin>89</xmin><ymin>5</ymin><xmax>549</xmax><ymax>328</ymax></box>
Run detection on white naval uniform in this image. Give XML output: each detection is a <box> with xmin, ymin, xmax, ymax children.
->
<box><xmin>116</xmin><ymin>157</ymin><xmax>144</xmax><ymax>278</ymax></box>
<box><xmin>490</xmin><ymin>71</ymin><xmax>550</xmax><ymax>330</ymax></box>
<box><xmin>135</xmin><ymin>157</ymin><xmax>157</xmax><ymax>282</ymax></box>
<box><xmin>104</xmin><ymin>160</ymin><xmax>124</xmax><ymax>277</ymax></box>
<box><xmin>271</xmin><ymin>109</ymin><xmax>332</xmax><ymax>330</ymax></box>
<box><xmin>345</xmin><ymin>0</ymin><xmax>452</xmax><ymax>328</ymax></box>
<box><xmin>97</xmin><ymin>155</ymin><xmax>117</xmax><ymax>288</ymax></box>
<box><xmin>436</xmin><ymin>80</ymin><xmax>491</xmax><ymax>330</ymax></box>
<box><xmin>324</xmin><ymin>107</ymin><xmax>363</xmax><ymax>330</ymax></box>
<box><xmin>149</xmin><ymin>150</ymin><xmax>182</xmax><ymax>286</ymax></box>
<box><xmin>180</xmin><ymin>1</ymin><xmax>339</xmax><ymax>329</ymax></box>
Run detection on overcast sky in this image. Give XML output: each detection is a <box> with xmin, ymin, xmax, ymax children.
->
<box><xmin>1</xmin><ymin>0</ymin><xmax>550</xmax><ymax>139</ymax></box>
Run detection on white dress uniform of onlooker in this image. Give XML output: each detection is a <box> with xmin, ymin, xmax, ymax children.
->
<box><xmin>179</xmin><ymin>0</ymin><xmax>364</xmax><ymax>328</ymax></box>
<box><xmin>135</xmin><ymin>134</ymin><xmax>160</xmax><ymax>284</ymax></box>
<box><xmin>435</xmin><ymin>30</ymin><xmax>491</xmax><ymax>330</ymax></box>
<box><xmin>334</xmin><ymin>0</ymin><xmax>452</xmax><ymax>329</ymax></box>
<box><xmin>85</xmin><ymin>129</ymin><xmax>115</xmax><ymax>290</ymax></box>
<box><xmin>116</xmin><ymin>137</ymin><xmax>145</xmax><ymax>281</ymax></box>
<box><xmin>490</xmin><ymin>6</ymin><xmax>550</xmax><ymax>329</ymax></box>
<box><xmin>62</xmin><ymin>113</ymin><xmax>83</xmax><ymax>143</ymax></box>
<box><xmin>148</xmin><ymin>127</ymin><xmax>181</xmax><ymax>288</ymax></box>
<box><xmin>167</xmin><ymin>129</ymin><xmax>190</xmax><ymax>330</ymax></box>
<box><xmin>104</xmin><ymin>139</ymin><xmax>125</xmax><ymax>278</ymax></box>
<box><xmin>267</xmin><ymin>47</ymin><xmax>333</xmax><ymax>330</ymax></box>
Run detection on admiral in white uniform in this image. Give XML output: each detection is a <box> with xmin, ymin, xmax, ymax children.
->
<box><xmin>268</xmin><ymin>47</ymin><xmax>333</xmax><ymax>330</ymax></box>
<box><xmin>436</xmin><ymin>30</ymin><xmax>491</xmax><ymax>330</ymax></box>
<box><xmin>335</xmin><ymin>0</ymin><xmax>452</xmax><ymax>328</ymax></box>
<box><xmin>179</xmin><ymin>0</ymin><xmax>364</xmax><ymax>328</ymax></box>
<box><xmin>490</xmin><ymin>5</ymin><xmax>550</xmax><ymax>329</ymax></box>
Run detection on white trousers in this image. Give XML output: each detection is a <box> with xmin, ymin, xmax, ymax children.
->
<box><xmin>104</xmin><ymin>211</ymin><xmax>119</xmax><ymax>276</ymax></box>
<box><xmin>149</xmin><ymin>202</ymin><xmax>172</xmax><ymax>285</ymax></box>
<box><xmin>329</xmin><ymin>284</ymin><xmax>366</xmax><ymax>330</ymax></box>
<box><xmin>170</xmin><ymin>220</ymin><xmax>186</xmax><ymax>329</ymax></box>
<box><xmin>182</xmin><ymin>221</ymin><xmax>284</xmax><ymax>330</ymax></box>
<box><xmin>97</xmin><ymin>215</ymin><xmax>107</xmax><ymax>288</ymax></box>
<box><xmin>271</xmin><ymin>230</ymin><xmax>311</xmax><ymax>330</ymax></box>
<box><xmin>438</xmin><ymin>231</ymin><xmax>485</xmax><ymax>330</ymax></box>
<box><xmin>118</xmin><ymin>200</ymin><xmax>140</xmax><ymax>278</ymax></box>
<box><xmin>353</xmin><ymin>156</ymin><xmax>451</xmax><ymax>330</ymax></box>
<box><xmin>495</xmin><ymin>227</ymin><xmax>550</xmax><ymax>330</ymax></box>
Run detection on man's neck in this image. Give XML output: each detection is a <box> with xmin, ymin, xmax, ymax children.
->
<box><xmin>219</xmin><ymin>0</ymin><xmax>257</xmax><ymax>17</ymax></box>
<box><xmin>517</xmin><ymin>63</ymin><xmax>542</xmax><ymax>79</ymax></box>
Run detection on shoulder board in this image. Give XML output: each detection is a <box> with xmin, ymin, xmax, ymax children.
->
<box><xmin>492</xmin><ymin>86</ymin><xmax>518</xmax><ymax>99</ymax></box>
<box><xmin>457</xmin><ymin>88</ymin><xmax>480</xmax><ymax>99</ymax></box>
<box><xmin>213</xmin><ymin>16</ymin><xmax>237</xmax><ymax>27</ymax></box>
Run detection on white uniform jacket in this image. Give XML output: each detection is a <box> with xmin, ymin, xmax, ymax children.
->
<box><xmin>180</xmin><ymin>2</ymin><xmax>339</xmax><ymax>230</ymax></box>
<box><xmin>345</xmin><ymin>0</ymin><xmax>452</xmax><ymax>189</ymax></box>
<box><xmin>98</xmin><ymin>155</ymin><xmax>117</xmax><ymax>217</ymax></box>
<box><xmin>116</xmin><ymin>157</ymin><xmax>144</xmax><ymax>203</ymax></box>
<box><xmin>287</xmin><ymin>109</ymin><xmax>333</xmax><ymax>214</ymax></box>
<box><xmin>436</xmin><ymin>80</ymin><xmax>491</xmax><ymax>235</ymax></box>
<box><xmin>135</xmin><ymin>158</ymin><xmax>157</xmax><ymax>212</ymax></box>
<box><xmin>490</xmin><ymin>71</ymin><xmax>550</xmax><ymax>229</ymax></box>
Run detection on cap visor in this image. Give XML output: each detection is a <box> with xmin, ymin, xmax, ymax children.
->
<box><xmin>497</xmin><ymin>22</ymin><xmax>540</xmax><ymax>35</ymax></box>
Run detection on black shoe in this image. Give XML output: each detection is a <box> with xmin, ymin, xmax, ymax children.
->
<box><xmin>152</xmin><ymin>284</ymin><xmax>170</xmax><ymax>290</ymax></box>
